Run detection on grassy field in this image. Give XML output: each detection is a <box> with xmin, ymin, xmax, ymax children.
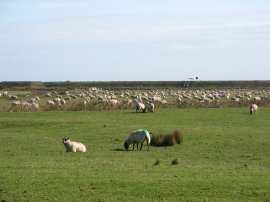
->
<box><xmin>0</xmin><ymin>108</ymin><xmax>269</xmax><ymax>201</ymax></box>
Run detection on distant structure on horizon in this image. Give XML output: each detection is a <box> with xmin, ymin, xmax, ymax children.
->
<box><xmin>183</xmin><ymin>76</ymin><xmax>198</xmax><ymax>90</ymax></box>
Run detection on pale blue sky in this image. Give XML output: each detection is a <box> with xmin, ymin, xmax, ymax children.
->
<box><xmin>1</xmin><ymin>0</ymin><xmax>270</xmax><ymax>81</ymax></box>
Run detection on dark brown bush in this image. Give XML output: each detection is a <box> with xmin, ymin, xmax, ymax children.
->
<box><xmin>151</xmin><ymin>130</ymin><xmax>183</xmax><ymax>147</ymax></box>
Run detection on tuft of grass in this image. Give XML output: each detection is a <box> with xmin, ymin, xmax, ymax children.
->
<box><xmin>153</xmin><ymin>160</ymin><xmax>161</xmax><ymax>166</ymax></box>
<box><xmin>171</xmin><ymin>159</ymin><xmax>179</xmax><ymax>165</ymax></box>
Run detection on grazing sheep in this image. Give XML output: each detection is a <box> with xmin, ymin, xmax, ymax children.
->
<box><xmin>62</xmin><ymin>137</ymin><xmax>86</xmax><ymax>152</ymax></box>
<box><xmin>83</xmin><ymin>100</ymin><xmax>89</xmax><ymax>105</ymax></box>
<box><xmin>60</xmin><ymin>99</ymin><xmax>66</xmax><ymax>105</ymax></box>
<box><xmin>124</xmin><ymin>129</ymin><xmax>151</xmax><ymax>151</ymax></box>
<box><xmin>28</xmin><ymin>98</ymin><xmax>36</xmax><ymax>103</ymax></box>
<box><xmin>250</xmin><ymin>104</ymin><xmax>258</xmax><ymax>115</ymax></box>
<box><xmin>140</xmin><ymin>96</ymin><xmax>150</xmax><ymax>102</ymax></box>
<box><xmin>152</xmin><ymin>96</ymin><xmax>162</xmax><ymax>102</ymax></box>
<box><xmin>11</xmin><ymin>101</ymin><xmax>20</xmax><ymax>107</ymax></box>
<box><xmin>254</xmin><ymin>96</ymin><xmax>261</xmax><ymax>101</ymax></box>
<box><xmin>70</xmin><ymin>94</ymin><xmax>77</xmax><ymax>99</ymax></box>
<box><xmin>146</xmin><ymin>102</ymin><xmax>154</xmax><ymax>112</ymax></box>
<box><xmin>10</xmin><ymin>95</ymin><xmax>19</xmax><ymax>100</ymax></box>
<box><xmin>2</xmin><ymin>91</ymin><xmax>8</xmax><ymax>96</ymax></box>
<box><xmin>176</xmin><ymin>97</ymin><xmax>182</xmax><ymax>103</ymax></box>
<box><xmin>160</xmin><ymin>100</ymin><xmax>168</xmax><ymax>104</ymax></box>
<box><xmin>47</xmin><ymin>100</ymin><xmax>55</xmax><ymax>106</ymax></box>
<box><xmin>21</xmin><ymin>102</ymin><xmax>39</xmax><ymax>110</ymax></box>
<box><xmin>53</xmin><ymin>98</ymin><xmax>61</xmax><ymax>104</ymax></box>
<box><xmin>109</xmin><ymin>99</ymin><xmax>120</xmax><ymax>105</ymax></box>
<box><xmin>151</xmin><ymin>130</ymin><xmax>183</xmax><ymax>147</ymax></box>
<box><xmin>132</xmin><ymin>99</ymin><xmax>146</xmax><ymax>113</ymax></box>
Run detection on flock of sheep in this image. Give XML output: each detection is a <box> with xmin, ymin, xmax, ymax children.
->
<box><xmin>1</xmin><ymin>88</ymin><xmax>261</xmax><ymax>153</ymax></box>
<box><xmin>63</xmin><ymin>100</ymin><xmax>257</xmax><ymax>153</ymax></box>
<box><xmin>0</xmin><ymin>87</ymin><xmax>268</xmax><ymax>112</ymax></box>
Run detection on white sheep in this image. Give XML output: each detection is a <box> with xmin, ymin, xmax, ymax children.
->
<box><xmin>47</xmin><ymin>100</ymin><xmax>55</xmax><ymax>106</ymax></box>
<box><xmin>28</xmin><ymin>98</ymin><xmax>36</xmax><ymax>103</ymax></box>
<box><xmin>62</xmin><ymin>137</ymin><xmax>86</xmax><ymax>152</ymax></box>
<box><xmin>176</xmin><ymin>97</ymin><xmax>182</xmax><ymax>103</ymax></box>
<box><xmin>53</xmin><ymin>98</ymin><xmax>62</xmax><ymax>104</ymax></box>
<box><xmin>124</xmin><ymin>129</ymin><xmax>151</xmax><ymax>151</ymax></box>
<box><xmin>152</xmin><ymin>96</ymin><xmax>162</xmax><ymax>102</ymax></box>
<box><xmin>250</xmin><ymin>104</ymin><xmax>258</xmax><ymax>115</ymax></box>
<box><xmin>60</xmin><ymin>99</ymin><xmax>66</xmax><ymax>105</ymax></box>
<box><xmin>21</xmin><ymin>102</ymin><xmax>39</xmax><ymax>110</ymax></box>
<box><xmin>11</xmin><ymin>101</ymin><xmax>20</xmax><ymax>107</ymax></box>
<box><xmin>109</xmin><ymin>99</ymin><xmax>120</xmax><ymax>105</ymax></box>
<box><xmin>132</xmin><ymin>99</ymin><xmax>146</xmax><ymax>113</ymax></box>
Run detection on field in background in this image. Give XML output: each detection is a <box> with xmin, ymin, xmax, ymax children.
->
<box><xmin>0</xmin><ymin>108</ymin><xmax>269</xmax><ymax>201</ymax></box>
<box><xmin>1</xmin><ymin>81</ymin><xmax>270</xmax><ymax>112</ymax></box>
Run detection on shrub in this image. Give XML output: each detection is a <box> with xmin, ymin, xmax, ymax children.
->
<box><xmin>151</xmin><ymin>130</ymin><xmax>183</xmax><ymax>147</ymax></box>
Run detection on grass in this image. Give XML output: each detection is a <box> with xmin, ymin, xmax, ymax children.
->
<box><xmin>0</xmin><ymin>108</ymin><xmax>270</xmax><ymax>201</ymax></box>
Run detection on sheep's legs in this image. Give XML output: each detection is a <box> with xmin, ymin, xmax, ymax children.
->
<box><xmin>140</xmin><ymin>139</ymin><xmax>146</xmax><ymax>150</ymax></box>
<box><xmin>132</xmin><ymin>143</ymin><xmax>140</xmax><ymax>150</ymax></box>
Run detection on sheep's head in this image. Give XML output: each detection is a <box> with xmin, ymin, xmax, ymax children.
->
<box><xmin>250</xmin><ymin>106</ymin><xmax>254</xmax><ymax>114</ymax></box>
<box><xmin>124</xmin><ymin>141</ymin><xmax>129</xmax><ymax>150</ymax></box>
<box><xmin>62</xmin><ymin>137</ymin><xmax>70</xmax><ymax>144</ymax></box>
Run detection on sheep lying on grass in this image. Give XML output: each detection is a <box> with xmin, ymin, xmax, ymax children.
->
<box><xmin>151</xmin><ymin>130</ymin><xmax>183</xmax><ymax>147</ymax></box>
<box><xmin>62</xmin><ymin>137</ymin><xmax>86</xmax><ymax>152</ymax></box>
<box><xmin>124</xmin><ymin>129</ymin><xmax>151</xmax><ymax>151</ymax></box>
<box><xmin>250</xmin><ymin>104</ymin><xmax>258</xmax><ymax>115</ymax></box>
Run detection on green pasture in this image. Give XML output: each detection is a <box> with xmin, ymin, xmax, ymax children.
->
<box><xmin>0</xmin><ymin>108</ymin><xmax>269</xmax><ymax>201</ymax></box>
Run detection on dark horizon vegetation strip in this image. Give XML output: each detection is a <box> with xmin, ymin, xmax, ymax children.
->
<box><xmin>1</xmin><ymin>80</ymin><xmax>270</xmax><ymax>90</ymax></box>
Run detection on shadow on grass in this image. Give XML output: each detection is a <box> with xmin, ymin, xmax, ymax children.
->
<box><xmin>123</xmin><ymin>111</ymin><xmax>147</xmax><ymax>115</ymax></box>
<box><xmin>112</xmin><ymin>148</ymin><xmax>127</xmax><ymax>152</ymax></box>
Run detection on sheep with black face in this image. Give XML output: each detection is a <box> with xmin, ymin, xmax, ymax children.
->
<box><xmin>146</xmin><ymin>102</ymin><xmax>154</xmax><ymax>112</ymax></box>
<box><xmin>124</xmin><ymin>129</ymin><xmax>151</xmax><ymax>151</ymax></box>
<box><xmin>132</xmin><ymin>99</ymin><xmax>146</xmax><ymax>113</ymax></box>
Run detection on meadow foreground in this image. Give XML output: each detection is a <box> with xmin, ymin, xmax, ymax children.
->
<box><xmin>0</xmin><ymin>108</ymin><xmax>269</xmax><ymax>201</ymax></box>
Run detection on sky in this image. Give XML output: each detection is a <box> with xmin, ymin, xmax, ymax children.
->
<box><xmin>0</xmin><ymin>0</ymin><xmax>270</xmax><ymax>81</ymax></box>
